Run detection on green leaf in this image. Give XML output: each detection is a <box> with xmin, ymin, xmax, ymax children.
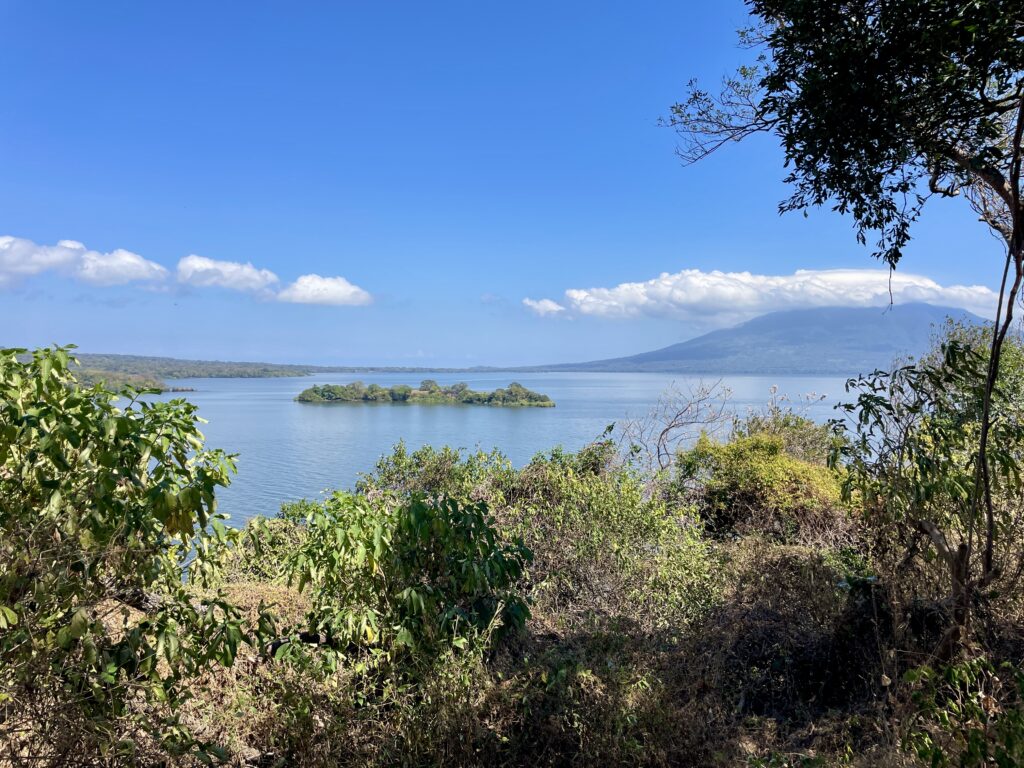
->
<box><xmin>394</xmin><ymin>627</ymin><xmax>415</xmax><ymax>648</ymax></box>
<box><xmin>69</xmin><ymin>608</ymin><xmax>90</xmax><ymax>640</ymax></box>
<box><xmin>0</xmin><ymin>605</ymin><xmax>17</xmax><ymax>628</ymax></box>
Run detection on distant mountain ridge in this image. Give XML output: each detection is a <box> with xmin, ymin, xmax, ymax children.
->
<box><xmin>23</xmin><ymin>304</ymin><xmax>986</xmax><ymax>380</ymax></box>
<box><xmin>527</xmin><ymin>304</ymin><xmax>986</xmax><ymax>375</ymax></box>
<box><xmin>65</xmin><ymin>354</ymin><xmax>492</xmax><ymax>380</ymax></box>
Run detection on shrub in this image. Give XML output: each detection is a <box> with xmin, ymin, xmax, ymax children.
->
<box><xmin>0</xmin><ymin>346</ymin><xmax>266</xmax><ymax>764</ymax></box>
<box><xmin>356</xmin><ymin>441</ymin><xmax>515</xmax><ymax>503</ymax></box>
<box><xmin>356</xmin><ymin>441</ymin><xmax>723</xmax><ymax>634</ymax></box>
<box><xmin>688</xmin><ymin>540</ymin><xmax>892</xmax><ymax>734</ymax></box>
<box><xmin>279</xmin><ymin>492</ymin><xmax>532</xmax><ymax>660</ymax></box>
<box><xmin>224</xmin><ymin>502</ymin><xmax>312</xmax><ymax>584</ymax></box>
<box><xmin>676</xmin><ymin>433</ymin><xmax>847</xmax><ymax>544</ymax></box>
<box><xmin>836</xmin><ymin>335</ymin><xmax>1024</xmax><ymax>662</ymax></box>
<box><xmin>733</xmin><ymin>392</ymin><xmax>839</xmax><ymax>466</ymax></box>
<box><xmin>904</xmin><ymin>659</ymin><xmax>1024</xmax><ymax>767</ymax></box>
<box><xmin>507</xmin><ymin>446</ymin><xmax>721</xmax><ymax>632</ymax></box>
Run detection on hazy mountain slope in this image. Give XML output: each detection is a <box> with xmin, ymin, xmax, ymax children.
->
<box><xmin>532</xmin><ymin>304</ymin><xmax>985</xmax><ymax>375</ymax></box>
<box><xmin>30</xmin><ymin>304</ymin><xmax>984</xmax><ymax>379</ymax></box>
<box><xmin>63</xmin><ymin>353</ymin><xmax>492</xmax><ymax>379</ymax></box>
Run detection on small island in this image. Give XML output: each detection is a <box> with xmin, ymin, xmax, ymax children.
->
<box><xmin>296</xmin><ymin>379</ymin><xmax>555</xmax><ymax>407</ymax></box>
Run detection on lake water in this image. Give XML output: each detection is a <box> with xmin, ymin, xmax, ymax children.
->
<box><xmin>157</xmin><ymin>372</ymin><xmax>851</xmax><ymax>524</ymax></box>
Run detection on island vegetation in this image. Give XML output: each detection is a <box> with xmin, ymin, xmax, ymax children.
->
<box><xmin>296</xmin><ymin>379</ymin><xmax>555</xmax><ymax>407</ymax></box>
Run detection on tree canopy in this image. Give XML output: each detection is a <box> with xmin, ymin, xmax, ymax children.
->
<box><xmin>667</xmin><ymin>0</ymin><xmax>1024</xmax><ymax>268</ymax></box>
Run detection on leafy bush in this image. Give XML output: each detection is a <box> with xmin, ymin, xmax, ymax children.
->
<box><xmin>676</xmin><ymin>433</ymin><xmax>846</xmax><ymax>543</ymax></box>
<box><xmin>279</xmin><ymin>492</ymin><xmax>532</xmax><ymax>659</ymax></box>
<box><xmin>507</xmin><ymin>445</ymin><xmax>721</xmax><ymax>631</ymax></box>
<box><xmin>733</xmin><ymin>390</ymin><xmax>840</xmax><ymax>465</ymax></box>
<box><xmin>357</xmin><ymin>440</ymin><xmax>515</xmax><ymax>503</ymax></box>
<box><xmin>699</xmin><ymin>541</ymin><xmax>890</xmax><ymax>717</ymax></box>
<box><xmin>360</xmin><ymin>441</ymin><xmax>722</xmax><ymax>633</ymax></box>
<box><xmin>0</xmin><ymin>347</ymin><xmax>266</xmax><ymax>764</ymax></box>
<box><xmin>905</xmin><ymin>659</ymin><xmax>1024</xmax><ymax>767</ymax></box>
<box><xmin>835</xmin><ymin>335</ymin><xmax>1024</xmax><ymax>662</ymax></box>
<box><xmin>224</xmin><ymin>502</ymin><xmax>313</xmax><ymax>584</ymax></box>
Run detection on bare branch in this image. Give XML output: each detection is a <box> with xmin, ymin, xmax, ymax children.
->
<box><xmin>618</xmin><ymin>380</ymin><xmax>733</xmax><ymax>476</ymax></box>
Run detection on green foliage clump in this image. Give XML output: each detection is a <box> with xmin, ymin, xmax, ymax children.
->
<box><xmin>296</xmin><ymin>380</ymin><xmax>555</xmax><ymax>407</ymax></box>
<box><xmin>677</xmin><ymin>433</ymin><xmax>846</xmax><ymax>543</ymax></box>
<box><xmin>0</xmin><ymin>347</ymin><xmax>267</xmax><ymax>763</ymax></box>
<box><xmin>279</xmin><ymin>492</ymin><xmax>532</xmax><ymax>659</ymax></box>
<box><xmin>905</xmin><ymin>660</ymin><xmax>1024</xmax><ymax>768</ymax></box>
<box><xmin>356</xmin><ymin>440</ymin><xmax>516</xmax><ymax>502</ymax></box>
<box><xmin>733</xmin><ymin>397</ymin><xmax>840</xmax><ymax>466</ymax></box>
<box><xmin>360</xmin><ymin>439</ymin><xmax>723</xmax><ymax>633</ymax></box>
<box><xmin>511</xmin><ymin>444</ymin><xmax>722</xmax><ymax>631</ymax></box>
<box><xmin>224</xmin><ymin>504</ymin><xmax>313</xmax><ymax>584</ymax></box>
<box><xmin>836</xmin><ymin>333</ymin><xmax>1024</xmax><ymax>665</ymax></box>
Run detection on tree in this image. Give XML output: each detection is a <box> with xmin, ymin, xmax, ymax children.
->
<box><xmin>446</xmin><ymin>382</ymin><xmax>470</xmax><ymax>397</ymax></box>
<box><xmin>835</xmin><ymin>331</ymin><xmax>1024</xmax><ymax>660</ymax></box>
<box><xmin>667</xmin><ymin>0</ymin><xmax>1024</xmax><ymax>657</ymax></box>
<box><xmin>390</xmin><ymin>384</ymin><xmax>413</xmax><ymax>402</ymax></box>
<box><xmin>365</xmin><ymin>383</ymin><xmax>390</xmax><ymax>402</ymax></box>
<box><xmin>0</xmin><ymin>347</ymin><xmax>267</xmax><ymax>763</ymax></box>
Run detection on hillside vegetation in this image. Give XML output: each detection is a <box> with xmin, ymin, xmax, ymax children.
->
<box><xmin>75</xmin><ymin>353</ymin><xmax>317</xmax><ymax>379</ymax></box>
<box><xmin>71</xmin><ymin>352</ymin><xmax>495</xmax><ymax>379</ymax></box>
<box><xmin>4</xmin><ymin>324</ymin><xmax>1024</xmax><ymax>767</ymax></box>
<box><xmin>296</xmin><ymin>380</ymin><xmax>555</xmax><ymax>407</ymax></box>
<box><xmin>73</xmin><ymin>367</ymin><xmax>195</xmax><ymax>393</ymax></box>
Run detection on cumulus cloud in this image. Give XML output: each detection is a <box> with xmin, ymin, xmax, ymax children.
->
<box><xmin>177</xmin><ymin>254</ymin><xmax>279</xmax><ymax>294</ymax></box>
<box><xmin>0</xmin><ymin>235</ymin><xmax>371</xmax><ymax>309</ymax></box>
<box><xmin>522</xmin><ymin>297</ymin><xmax>566</xmax><ymax>316</ymax></box>
<box><xmin>0</xmin><ymin>235</ymin><xmax>167</xmax><ymax>286</ymax></box>
<box><xmin>277</xmin><ymin>274</ymin><xmax>372</xmax><ymax>306</ymax></box>
<box><xmin>0</xmin><ymin>237</ymin><xmax>77</xmax><ymax>279</ymax></box>
<box><xmin>528</xmin><ymin>268</ymin><xmax>998</xmax><ymax>324</ymax></box>
<box><xmin>77</xmin><ymin>248</ymin><xmax>169</xmax><ymax>285</ymax></box>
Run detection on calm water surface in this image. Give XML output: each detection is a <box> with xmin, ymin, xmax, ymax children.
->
<box><xmin>157</xmin><ymin>372</ymin><xmax>850</xmax><ymax>524</ymax></box>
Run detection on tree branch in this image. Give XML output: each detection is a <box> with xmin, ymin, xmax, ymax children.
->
<box><xmin>946</xmin><ymin>146</ymin><xmax>1015</xmax><ymax>208</ymax></box>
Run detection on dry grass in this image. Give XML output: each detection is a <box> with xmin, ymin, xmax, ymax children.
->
<box><xmin>162</xmin><ymin>538</ymin><xmax>916</xmax><ymax>768</ymax></box>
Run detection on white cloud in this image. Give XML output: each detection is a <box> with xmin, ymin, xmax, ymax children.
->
<box><xmin>0</xmin><ymin>235</ymin><xmax>167</xmax><ymax>286</ymax></box>
<box><xmin>529</xmin><ymin>268</ymin><xmax>997</xmax><ymax>324</ymax></box>
<box><xmin>277</xmin><ymin>274</ymin><xmax>372</xmax><ymax>306</ymax></box>
<box><xmin>0</xmin><ymin>236</ymin><xmax>82</xmax><ymax>280</ymax></box>
<box><xmin>0</xmin><ymin>235</ymin><xmax>372</xmax><ymax>310</ymax></box>
<box><xmin>523</xmin><ymin>297</ymin><xmax>566</xmax><ymax>316</ymax></box>
<box><xmin>177</xmin><ymin>254</ymin><xmax>279</xmax><ymax>294</ymax></box>
<box><xmin>77</xmin><ymin>249</ymin><xmax>169</xmax><ymax>285</ymax></box>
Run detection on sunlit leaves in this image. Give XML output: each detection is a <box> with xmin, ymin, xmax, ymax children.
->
<box><xmin>0</xmin><ymin>345</ymin><xmax>260</xmax><ymax>760</ymax></box>
<box><xmin>282</xmin><ymin>492</ymin><xmax>531</xmax><ymax>662</ymax></box>
<box><xmin>669</xmin><ymin>0</ymin><xmax>1024</xmax><ymax>264</ymax></box>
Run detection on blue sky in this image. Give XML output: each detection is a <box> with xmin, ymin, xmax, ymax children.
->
<box><xmin>0</xmin><ymin>1</ymin><xmax>1004</xmax><ymax>366</ymax></box>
